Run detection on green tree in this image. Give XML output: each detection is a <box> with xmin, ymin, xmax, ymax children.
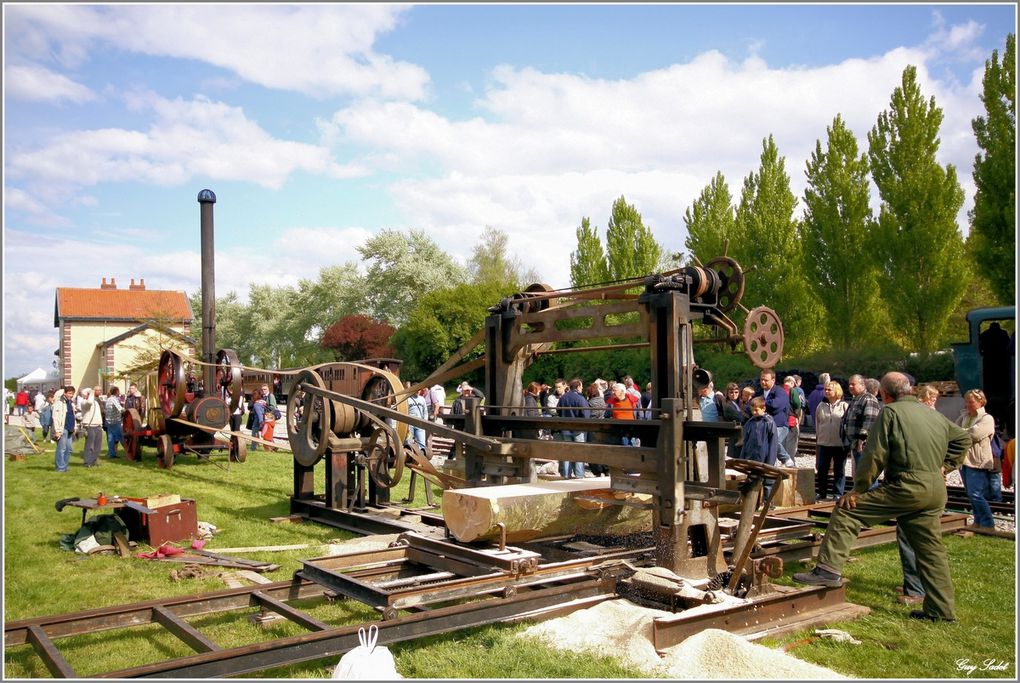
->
<box><xmin>970</xmin><ymin>33</ymin><xmax>1016</xmax><ymax>303</ymax></box>
<box><xmin>391</xmin><ymin>281</ymin><xmax>514</xmax><ymax>381</ymax></box>
<box><xmin>468</xmin><ymin>226</ymin><xmax>539</xmax><ymax>290</ymax></box>
<box><xmin>732</xmin><ymin>136</ymin><xmax>820</xmax><ymax>356</ymax></box>
<box><xmin>357</xmin><ymin>230</ymin><xmax>467</xmax><ymax>326</ymax></box>
<box><xmin>605</xmin><ymin>196</ymin><xmax>662</xmax><ymax>280</ymax></box>
<box><xmin>802</xmin><ymin>115</ymin><xmax>885</xmax><ymax>349</ymax></box>
<box><xmin>683</xmin><ymin>172</ymin><xmax>736</xmax><ymax>265</ymax></box>
<box><xmin>868</xmin><ymin>65</ymin><xmax>968</xmax><ymax>352</ymax></box>
<box><xmin>569</xmin><ymin>217</ymin><xmax>610</xmax><ymax>287</ymax></box>
<box><xmin>288</xmin><ymin>264</ymin><xmax>368</xmax><ymax>365</ymax></box>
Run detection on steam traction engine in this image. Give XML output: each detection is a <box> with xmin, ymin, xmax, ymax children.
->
<box><xmin>121</xmin><ymin>348</ymin><xmax>246</xmax><ymax>467</ymax></box>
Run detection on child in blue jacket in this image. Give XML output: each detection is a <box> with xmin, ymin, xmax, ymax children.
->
<box><xmin>741</xmin><ymin>397</ymin><xmax>779</xmax><ymax>502</ymax></box>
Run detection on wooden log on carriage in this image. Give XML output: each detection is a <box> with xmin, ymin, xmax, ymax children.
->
<box><xmin>442</xmin><ymin>479</ymin><xmax>653</xmax><ymax>543</ymax></box>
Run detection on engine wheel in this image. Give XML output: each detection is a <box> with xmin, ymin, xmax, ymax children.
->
<box><xmin>156</xmin><ymin>434</ymin><xmax>175</xmax><ymax>469</ymax></box>
<box><xmin>230</xmin><ymin>434</ymin><xmax>247</xmax><ymax>463</ymax></box>
<box><xmin>122</xmin><ymin>408</ymin><xmax>143</xmax><ymax>461</ymax></box>
<box><xmin>215</xmin><ymin>349</ymin><xmax>243</xmax><ymax>412</ymax></box>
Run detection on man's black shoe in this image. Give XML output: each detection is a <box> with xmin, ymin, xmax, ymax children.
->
<box><xmin>792</xmin><ymin>567</ymin><xmax>843</xmax><ymax>587</ymax></box>
<box><xmin>909</xmin><ymin>610</ymin><xmax>955</xmax><ymax>623</ymax></box>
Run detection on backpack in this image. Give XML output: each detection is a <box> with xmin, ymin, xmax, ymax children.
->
<box><xmin>990</xmin><ymin>431</ymin><xmax>1004</xmax><ymax>458</ymax></box>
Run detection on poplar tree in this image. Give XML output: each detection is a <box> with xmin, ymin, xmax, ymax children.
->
<box><xmin>732</xmin><ymin>136</ymin><xmax>818</xmax><ymax>353</ymax></box>
<box><xmin>605</xmin><ymin>196</ymin><xmax>662</xmax><ymax>280</ymax></box>
<box><xmin>868</xmin><ymin>66</ymin><xmax>967</xmax><ymax>352</ymax></box>
<box><xmin>569</xmin><ymin>217</ymin><xmax>609</xmax><ymax>287</ymax></box>
<box><xmin>802</xmin><ymin>115</ymin><xmax>884</xmax><ymax>349</ymax></box>
<box><xmin>683</xmin><ymin>172</ymin><xmax>736</xmax><ymax>265</ymax></box>
<box><xmin>970</xmin><ymin>33</ymin><xmax>1016</xmax><ymax>303</ymax></box>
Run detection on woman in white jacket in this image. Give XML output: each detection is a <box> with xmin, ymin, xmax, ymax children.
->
<box><xmin>813</xmin><ymin>381</ymin><xmax>849</xmax><ymax>500</ymax></box>
<box><xmin>956</xmin><ymin>389</ymin><xmax>997</xmax><ymax>529</ymax></box>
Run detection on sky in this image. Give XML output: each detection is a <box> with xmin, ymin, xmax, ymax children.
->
<box><xmin>3</xmin><ymin>3</ymin><xmax>1016</xmax><ymax>378</ymax></box>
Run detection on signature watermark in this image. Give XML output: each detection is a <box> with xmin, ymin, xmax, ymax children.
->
<box><xmin>955</xmin><ymin>659</ymin><xmax>1012</xmax><ymax>676</ymax></box>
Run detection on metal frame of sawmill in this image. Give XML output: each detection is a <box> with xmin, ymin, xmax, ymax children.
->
<box><xmin>289</xmin><ymin>257</ymin><xmax>786</xmax><ymax>579</ymax></box>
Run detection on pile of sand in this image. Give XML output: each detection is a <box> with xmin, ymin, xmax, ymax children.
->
<box><xmin>520</xmin><ymin>599</ymin><xmax>847</xmax><ymax>679</ymax></box>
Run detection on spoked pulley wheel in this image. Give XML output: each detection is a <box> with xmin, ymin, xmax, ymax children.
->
<box><xmin>363</xmin><ymin>420</ymin><xmax>404</xmax><ymax>490</ymax></box>
<box><xmin>158</xmin><ymin>350</ymin><xmax>187</xmax><ymax>418</ymax></box>
<box><xmin>289</xmin><ymin>370</ymin><xmax>332</xmax><ymax>467</ymax></box>
<box><xmin>704</xmin><ymin>256</ymin><xmax>745</xmax><ymax>313</ymax></box>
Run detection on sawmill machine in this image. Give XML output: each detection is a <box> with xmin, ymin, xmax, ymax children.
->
<box><xmin>287</xmin><ymin>248</ymin><xmax>788</xmax><ymax>586</ymax></box>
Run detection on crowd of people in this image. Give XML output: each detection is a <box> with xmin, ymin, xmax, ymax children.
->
<box><xmin>21</xmin><ymin>383</ymin><xmax>144</xmax><ymax>471</ymax></box>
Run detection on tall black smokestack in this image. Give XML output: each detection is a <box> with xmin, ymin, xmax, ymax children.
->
<box><xmin>197</xmin><ymin>189</ymin><xmax>217</xmax><ymax>392</ymax></box>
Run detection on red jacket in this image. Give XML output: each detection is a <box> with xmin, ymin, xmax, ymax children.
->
<box><xmin>15</xmin><ymin>391</ymin><xmax>29</xmax><ymax>407</ymax></box>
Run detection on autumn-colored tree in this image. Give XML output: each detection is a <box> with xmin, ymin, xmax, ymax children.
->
<box><xmin>320</xmin><ymin>315</ymin><xmax>395</xmax><ymax>362</ymax></box>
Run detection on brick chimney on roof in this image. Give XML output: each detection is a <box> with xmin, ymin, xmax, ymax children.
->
<box><xmin>100</xmin><ymin>277</ymin><xmax>117</xmax><ymax>290</ymax></box>
<box><xmin>129</xmin><ymin>278</ymin><xmax>146</xmax><ymax>291</ymax></box>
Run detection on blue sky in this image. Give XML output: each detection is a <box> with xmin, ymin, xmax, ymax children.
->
<box><xmin>3</xmin><ymin>3</ymin><xmax>1016</xmax><ymax>378</ymax></box>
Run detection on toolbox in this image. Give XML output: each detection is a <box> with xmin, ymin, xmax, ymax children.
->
<box><xmin>120</xmin><ymin>498</ymin><xmax>198</xmax><ymax>546</ymax></box>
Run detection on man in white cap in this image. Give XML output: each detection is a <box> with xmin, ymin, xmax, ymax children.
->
<box><xmin>452</xmin><ymin>382</ymin><xmax>486</xmax><ymax>415</ymax></box>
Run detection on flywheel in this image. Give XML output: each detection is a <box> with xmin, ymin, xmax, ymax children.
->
<box><xmin>743</xmin><ymin>306</ymin><xmax>784</xmax><ymax>369</ymax></box>
<box><xmin>157</xmin><ymin>350</ymin><xmax>187</xmax><ymax>418</ymax></box>
<box><xmin>215</xmin><ymin>349</ymin><xmax>243</xmax><ymax>412</ymax></box>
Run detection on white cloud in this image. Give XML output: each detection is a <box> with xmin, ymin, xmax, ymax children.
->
<box><xmin>4</xmin><ymin>64</ymin><xmax>97</xmax><ymax>103</ymax></box>
<box><xmin>321</xmin><ymin>38</ymin><xmax>987</xmax><ymax>282</ymax></box>
<box><xmin>7</xmin><ymin>93</ymin><xmax>365</xmax><ymax>192</ymax></box>
<box><xmin>4</xmin><ymin>4</ymin><xmax>428</xmax><ymax>100</ymax></box>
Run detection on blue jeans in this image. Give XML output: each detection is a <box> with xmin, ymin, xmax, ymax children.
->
<box><xmin>558</xmin><ymin>431</ymin><xmax>587</xmax><ymax>478</ymax></box>
<box><xmin>897</xmin><ymin>526</ymin><xmax>925</xmax><ymax>597</ymax></box>
<box><xmin>816</xmin><ymin>446</ymin><xmax>848</xmax><ymax>499</ymax></box>
<box><xmin>410</xmin><ymin>426</ymin><xmax>426</xmax><ymax>450</ymax></box>
<box><xmin>990</xmin><ymin>471</ymin><xmax>1003</xmax><ymax>502</ymax></box>
<box><xmin>55</xmin><ymin>429</ymin><xmax>74</xmax><ymax>471</ymax></box>
<box><xmin>961</xmin><ymin>465</ymin><xmax>995</xmax><ymax>527</ymax></box>
<box><xmin>775</xmin><ymin>425</ymin><xmax>793</xmax><ymax>464</ymax></box>
<box><xmin>107</xmin><ymin>423</ymin><xmax>124</xmax><ymax>458</ymax></box>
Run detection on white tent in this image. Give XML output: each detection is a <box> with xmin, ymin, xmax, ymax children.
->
<box><xmin>17</xmin><ymin>368</ymin><xmax>60</xmax><ymax>393</ymax></box>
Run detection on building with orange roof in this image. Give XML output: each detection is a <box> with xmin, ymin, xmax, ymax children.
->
<box><xmin>54</xmin><ymin>277</ymin><xmax>195</xmax><ymax>392</ymax></box>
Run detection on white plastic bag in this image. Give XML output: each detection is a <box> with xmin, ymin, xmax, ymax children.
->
<box><xmin>332</xmin><ymin>624</ymin><xmax>402</xmax><ymax>679</ymax></box>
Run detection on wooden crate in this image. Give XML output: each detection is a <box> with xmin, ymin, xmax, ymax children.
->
<box><xmin>774</xmin><ymin>467</ymin><xmax>816</xmax><ymax>507</ymax></box>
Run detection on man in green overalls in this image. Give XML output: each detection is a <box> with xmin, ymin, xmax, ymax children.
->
<box><xmin>793</xmin><ymin>372</ymin><xmax>970</xmax><ymax>622</ymax></box>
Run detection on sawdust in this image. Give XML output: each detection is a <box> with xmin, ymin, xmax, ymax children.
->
<box><xmin>521</xmin><ymin>599</ymin><xmax>666</xmax><ymax>670</ymax></box>
<box><xmin>656</xmin><ymin>628</ymin><xmax>847</xmax><ymax>679</ymax></box>
<box><xmin>519</xmin><ymin>599</ymin><xmax>848</xmax><ymax>679</ymax></box>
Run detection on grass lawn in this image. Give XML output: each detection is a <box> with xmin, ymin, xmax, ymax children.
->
<box><xmin>3</xmin><ymin>434</ymin><xmax>1016</xmax><ymax>678</ymax></box>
